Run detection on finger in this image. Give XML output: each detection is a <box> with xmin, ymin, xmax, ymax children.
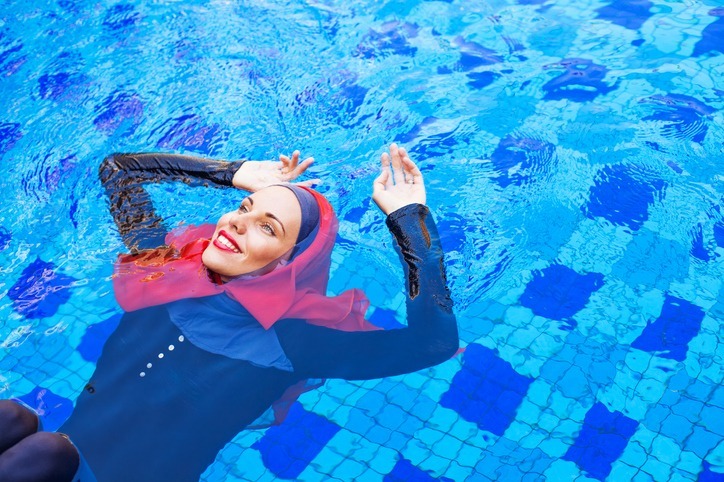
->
<box><xmin>294</xmin><ymin>178</ymin><xmax>322</xmax><ymax>188</ymax></box>
<box><xmin>389</xmin><ymin>143</ymin><xmax>404</xmax><ymax>184</ymax></box>
<box><xmin>399</xmin><ymin>148</ymin><xmax>423</xmax><ymax>184</ymax></box>
<box><xmin>373</xmin><ymin>169</ymin><xmax>389</xmax><ymax>194</ymax></box>
<box><xmin>290</xmin><ymin>150</ymin><xmax>300</xmax><ymax>169</ymax></box>
<box><xmin>290</xmin><ymin>157</ymin><xmax>314</xmax><ymax>177</ymax></box>
<box><xmin>380</xmin><ymin>153</ymin><xmax>393</xmax><ymax>188</ymax></box>
<box><xmin>278</xmin><ymin>155</ymin><xmax>291</xmax><ymax>174</ymax></box>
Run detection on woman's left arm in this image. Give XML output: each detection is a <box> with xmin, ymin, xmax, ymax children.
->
<box><xmin>275</xmin><ymin>144</ymin><xmax>459</xmax><ymax>380</ymax></box>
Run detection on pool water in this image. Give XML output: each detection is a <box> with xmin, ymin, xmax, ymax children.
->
<box><xmin>1</xmin><ymin>0</ymin><xmax>723</xmax><ymax>480</ymax></box>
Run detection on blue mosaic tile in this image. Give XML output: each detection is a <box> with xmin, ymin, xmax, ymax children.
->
<box><xmin>542</xmin><ymin>58</ymin><xmax>618</xmax><ymax>102</ymax></box>
<box><xmin>102</xmin><ymin>3</ymin><xmax>140</xmax><ymax>31</ymax></box>
<box><xmin>700</xmin><ymin>461</ymin><xmax>724</xmax><ymax>481</ymax></box>
<box><xmin>489</xmin><ymin>135</ymin><xmax>556</xmax><ymax>188</ymax></box>
<box><xmin>0</xmin><ymin>122</ymin><xmax>22</xmax><ymax>154</ymax></box>
<box><xmin>585</xmin><ymin>164</ymin><xmax>665</xmax><ymax>231</ymax></box>
<box><xmin>369</xmin><ymin>307</ymin><xmax>405</xmax><ymax>330</ymax></box>
<box><xmin>475</xmin><ymin>438</ymin><xmax>555</xmax><ymax>481</ymax></box>
<box><xmin>252</xmin><ymin>403</ymin><xmax>340</xmax><ymax>479</ymax></box>
<box><xmin>354</xmin><ymin>21</ymin><xmax>419</xmax><ymax>59</ymax></box>
<box><xmin>642</xmin><ymin>94</ymin><xmax>716</xmax><ymax>144</ymax></box>
<box><xmin>441</xmin><ymin>344</ymin><xmax>533</xmax><ymax>436</ymax></box>
<box><xmin>692</xmin><ymin>224</ymin><xmax>715</xmax><ymax>262</ymax></box>
<box><xmin>384</xmin><ymin>457</ymin><xmax>453</xmax><ymax>482</ymax></box>
<box><xmin>631</xmin><ymin>294</ymin><xmax>705</xmax><ymax>361</ymax></box>
<box><xmin>611</xmin><ymin>228</ymin><xmax>688</xmax><ymax>290</ymax></box>
<box><xmin>686</xmin><ymin>425</ymin><xmax>720</xmax><ymax>459</ymax></box>
<box><xmin>37</xmin><ymin>72</ymin><xmax>86</xmax><ymax>101</ymax></box>
<box><xmin>151</xmin><ymin>114</ymin><xmax>228</xmax><ymax>156</ymax></box>
<box><xmin>16</xmin><ymin>386</ymin><xmax>74</xmax><ymax>432</ymax></box>
<box><xmin>8</xmin><ymin>258</ymin><xmax>77</xmax><ymax>319</ymax></box>
<box><xmin>93</xmin><ymin>90</ymin><xmax>144</xmax><ymax>136</ymax></box>
<box><xmin>693</xmin><ymin>8</ymin><xmax>724</xmax><ymax>57</ymax></box>
<box><xmin>77</xmin><ymin>313</ymin><xmax>123</xmax><ymax>362</ymax></box>
<box><xmin>519</xmin><ymin>264</ymin><xmax>604</xmax><ymax>328</ymax></box>
<box><xmin>595</xmin><ymin>0</ymin><xmax>653</xmax><ymax>30</ymax></box>
<box><xmin>0</xmin><ymin>30</ymin><xmax>26</xmax><ymax>76</ymax></box>
<box><xmin>563</xmin><ymin>402</ymin><xmax>638</xmax><ymax>480</ymax></box>
<box><xmin>0</xmin><ymin>226</ymin><xmax>10</xmax><ymax>251</ymax></box>
<box><xmin>466</xmin><ymin>71</ymin><xmax>500</xmax><ymax>90</ymax></box>
<box><xmin>714</xmin><ymin>220</ymin><xmax>724</xmax><ymax>248</ymax></box>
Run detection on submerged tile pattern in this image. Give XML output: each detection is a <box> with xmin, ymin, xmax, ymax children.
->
<box><xmin>0</xmin><ymin>0</ymin><xmax>723</xmax><ymax>481</ymax></box>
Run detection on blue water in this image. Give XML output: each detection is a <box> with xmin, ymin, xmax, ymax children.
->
<box><xmin>1</xmin><ymin>0</ymin><xmax>723</xmax><ymax>480</ymax></box>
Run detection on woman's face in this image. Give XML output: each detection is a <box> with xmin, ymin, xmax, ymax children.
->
<box><xmin>202</xmin><ymin>186</ymin><xmax>302</xmax><ymax>281</ymax></box>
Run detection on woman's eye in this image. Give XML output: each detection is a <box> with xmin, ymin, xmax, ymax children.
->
<box><xmin>261</xmin><ymin>224</ymin><xmax>276</xmax><ymax>236</ymax></box>
<box><xmin>238</xmin><ymin>203</ymin><xmax>248</xmax><ymax>213</ymax></box>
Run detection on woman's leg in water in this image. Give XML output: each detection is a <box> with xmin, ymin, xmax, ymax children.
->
<box><xmin>0</xmin><ymin>400</ymin><xmax>80</xmax><ymax>482</ymax></box>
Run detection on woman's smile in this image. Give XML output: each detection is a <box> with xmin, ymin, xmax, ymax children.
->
<box><xmin>213</xmin><ymin>230</ymin><xmax>242</xmax><ymax>254</ymax></box>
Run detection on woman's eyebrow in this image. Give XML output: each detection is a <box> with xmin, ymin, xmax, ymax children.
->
<box><xmin>265</xmin><ymin>213</ymin><xmax>286</xmax><ymax>236</ymax></box>
<box><xmin>246</xmin><ymin>197</ymin><xmax>286</xmax><ymax>236</ymax></box>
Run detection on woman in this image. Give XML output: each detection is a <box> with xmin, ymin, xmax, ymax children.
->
<box><xmin>0</xmin><ymin>144</ymin><xmax>458</xmax><ymax>482</ymax></box>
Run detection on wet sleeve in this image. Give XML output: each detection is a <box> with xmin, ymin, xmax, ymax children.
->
<box><xmin>276</xmin><ymin>204</ymin><xmax>459</xmax><ymax>381</ymax></box>
<box><xmin>98</xmin><ymin>153</ymin><xmax>243</xmax><ymax>252</ymax></box>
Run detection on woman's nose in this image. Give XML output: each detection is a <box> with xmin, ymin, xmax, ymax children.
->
<box><xmin>229</xmin><ymin>213</ymin><xmax>248</xmax><ymax>234</ymax></box>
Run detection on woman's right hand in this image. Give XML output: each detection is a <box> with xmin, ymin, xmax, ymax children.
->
<box><xmin>372</xmin><ymin>143</ymin><xmax>426</xmax><ymax>215</ymax></box>
<box><xmin>232</xmin><ymin>151</ymin><xmax>320</xmax><ymax>192</ymax></box>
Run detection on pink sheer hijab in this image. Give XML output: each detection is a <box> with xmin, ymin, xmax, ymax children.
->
<box><xmin>113</xmin><ymin>187</ymin><xmax>376</xmax><ymax>333</ymax></box>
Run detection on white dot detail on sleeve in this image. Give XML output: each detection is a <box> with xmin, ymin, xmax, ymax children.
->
<box><xmin>147</xmin><ymin>363</ymin><xmax>152</xmax><ymax>369</ymax></box>
<box><xmin>168</xmin><ymin>345</ymin><xmax>175</xmax><ymax>351</ymax></box>
<box><xmin>178</xmin><ymin>335</ymin><xmax>185</xmax><ymax>342</ymax></box>
<box><xmin>140</xmin><ymin>372</ymin><xmax>146</xmax><ymax>377</ymax></box>
<box><xmin>158</xmin><ymin>353</ymin><xmax>164</xmax><ymax>359</ymax></box>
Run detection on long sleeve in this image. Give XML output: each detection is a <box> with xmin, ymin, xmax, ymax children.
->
<box><xmin>99</xmin><ymin>153</ymin><xmax>243</xmax><ymax>252</ymax></box>
<box><xmin>275</xmin><ymin>204</ymin><xmax>459</xmax><ymax>380</ymax></box>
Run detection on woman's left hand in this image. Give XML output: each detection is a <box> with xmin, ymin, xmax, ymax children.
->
<box><xmin>372</xmin><ymin>143</ymin><xmax>426</xmax><ymax>215</ymax></box>
<box><xmin>233</xmin><ymin>151</ymin><xmax>320</xmax><ymax>192</ymax></box>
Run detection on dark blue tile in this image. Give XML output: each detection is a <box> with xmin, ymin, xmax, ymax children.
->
<box><xmin>16</xmin><ymin>386</ymin><xmax>74</xmax><ymax>432</ymax></box>
<box><xmin>93</xmin><ymin>90</ymin><xmax>144</xmax><ymax>136</ymax></box>
<box><xmin>0</xmin><ymin>122</ymin><xmax>22</xmax><ymax>154</ymax></box>
<box><xmin>489</xmin><ymin>135</ymin><xmax>556</xmax><ymax>187</ymax></box>
<box><xmin>384</xmin><ymin>457</ymin><xmax>453</xmax><ymax>481</ymax></box>
<box><xmin>693</xmin><ymin>9</ymin><xmax>724</xmax><ymax>57</ymax></box>
<box><xmin>596</xmin><ymin>0</ymin><xmax>653</xmax><ymax>30</ymax></box>
<box><xmin>0</xmin><ymin>226</ymin><xmax>10</xmax><ymax>251</ymax></box>
<box><xmin>631</xmin><ymin>294</ymin><xmax>705</xmax><ymax>361</ymax></box>
<box><xmin>584</xmin><ymin>164</ymin><xmax>665</xmax><ymax>231</ymax></box>
<box><xmin>8</xmin><ymin>258</ymin><xmax>77</xmax><ymax>319</ymax></box>
<box><xmin>700</xmin><ymin>461</ymin><xmax>724</xmax><ymax>481</ymax></box>
<box><xmin>369</xmin><ymin>307</ymin><xmax>405</xmax><ymax>330</ymax></box>
<box><xmin>563</xmin><ymin>403</ymin><xmax>638</xmax><ymax>480</ymax></box>
<box><xmin>151</xmin><ymin>114</ymin><xmax>228</xmax><ymax>155</ymax></box>
<box><xmin>543</xmin><ymin>58</ymin><xmax>618</xmax><ymax>102</ymax></box>
<box><xmin>466</xmin><ymin>71</ymin><xmax>500</xmax><ymax>90</ymax></box>
<box><xmin>691</xmin><ymin>224</ymin><xmax>714</xmax><ymax>262</ymax></box>
<box><xmin>353</xmin><ymin>21</ymin><xmax>419</xmax><ymax>59</ymax></box>
<box><xmin>641</xmin><ymin>94</ymin><xmax>716</xmax><ymax>144</ymax></box>
<box><xmin>453</xmin><ymin>37</ymin><xmax>503</xmax><ymax>71</ymax></box>
<box><xmin>103</xmin><ymin>3</ymin><xmax>140</xmax><ymax>31</ymax></box>
<box><xmin>0</xmin><ymin>30</ymin><xmax>26</xmax><ymax>76</ymax></box>
<box><xmin>252</xmin><ymin>403</ymin><xmax>340</xmax><ymax>479</ymax></box>
<box><xmin>519</xmin><ymin>264</ymin><xmax>603</xmax><ymax>328</ymax></box>
<box><xmin>714</xmin><ymin>221</ymin><xmax>724</xmax><ymax>248</ymax></box>
<box><xmin>77</xmin><ymin>313</ymin><xmax>123</xmax><ymax>362</ymax></box>
<box><xmin>441</xmin><ymin>344</ymin><xmax>533</xmax><ymax>436</ymax></box>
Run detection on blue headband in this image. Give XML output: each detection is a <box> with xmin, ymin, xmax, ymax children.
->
<box><xmin>276</xmin><ymin>184</ymin><xmax>320</xmax><ymax>259</ymax></box>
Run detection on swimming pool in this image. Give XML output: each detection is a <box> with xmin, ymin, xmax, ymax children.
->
<box><xmin>1</xmin><ymin>0</ymin><xmax>723</xmax><ymax>479</ymax></box>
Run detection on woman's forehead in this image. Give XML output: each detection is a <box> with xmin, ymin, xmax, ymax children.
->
<box><xmin>250</xmin><ymin>186</ymin><xmax>302</xmax><ymax>219</ymax></box>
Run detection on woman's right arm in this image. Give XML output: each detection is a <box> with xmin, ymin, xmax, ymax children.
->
<box><xmin>99</xmin><ymin>153</ymin><xmax>242</xmax><ymax>252</ymax></box>
<box><xmin>99</xmin><ymin>151</ymin><xmax>316</xmax><ymax>252</ymax></box>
